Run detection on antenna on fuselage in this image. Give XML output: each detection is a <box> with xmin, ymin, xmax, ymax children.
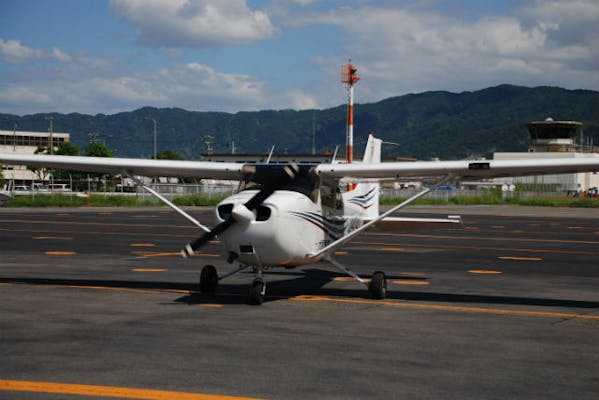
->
<box><xmin>266</xmin><ymin>145</ymin><xmax>275</xmax><ymax>163</ymax></box>
<box><xmin>331</xmin><ymin>145</ymin><xmax>339</xmax><ymax>163</ymax></box>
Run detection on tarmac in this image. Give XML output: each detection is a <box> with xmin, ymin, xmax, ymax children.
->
<box><xmin>0</xmin><ymin>205</ymin><xmax>598</xmax><ymax>399</ymax></box>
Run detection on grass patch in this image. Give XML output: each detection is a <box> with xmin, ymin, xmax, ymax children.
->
<box><xmin>7</xmin><ymin>194</ymin><xmax>156</xmax><ymax>207</ymax></box>
<box><xmin>5</xmin><ymin>193</ymin><xmax>228</xmax><ymax>207</ymax></box>
<box><xmin>172</xmin><ymin>194</ymin><xmax>226</xmax><ymax>206</ymax></box>
<box><xmin>6</xmin><ymin>192</ymin><xmax>598</xmax><ymax>208</ymax></box>
<box><xmin>381</xmin><ymin>192</ymin><xmax>599</xmax><ymax>208</ymax></box>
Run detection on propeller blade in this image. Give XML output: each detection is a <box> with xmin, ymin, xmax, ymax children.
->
<box><xmin>181</xmin><ymin>163</ymin><xmax>300</xmax><ymax>257</ymax></box>
<box><xmin>181</xmin><ymin>218</ymin><xmax>235</xmax><ymax>258</ymax></box>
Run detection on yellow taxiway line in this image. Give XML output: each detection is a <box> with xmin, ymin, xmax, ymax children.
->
<box><xmin>0</xmin><ymin>379</ymin><xmax>265</xmax><ymax>400</ymax></box>
<box><xmin>291</xmin><ymin>296</ymin><xmax>599</xmax><ymax>320</ymax></box>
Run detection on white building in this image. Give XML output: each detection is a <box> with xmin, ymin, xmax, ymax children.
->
<box><xmin>494</xmin><ymin>119</ymin><xmax>599</xmax><ymax>192</ymax></box>
<box><xmin>0</xmin><ymin>130</ymin><xmax>70</xmax><ymax>184</ymax></box>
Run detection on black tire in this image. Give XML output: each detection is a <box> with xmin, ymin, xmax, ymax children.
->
<box><xmin>369</xmin><ymin>271</ymin><xmax>387</xmax><ymax>299</ymax></box>
<box><xmin>248</xmin><ymin>278</ymin><xmax>265</xmax><ymax>305</ymax></box>
<box><xmin>199</xmin><ymin>265</ymin><xmax>218</xmax><ymax>293</ymax></box>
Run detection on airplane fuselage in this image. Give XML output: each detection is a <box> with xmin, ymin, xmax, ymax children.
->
<box><xmin>215</xmin><ymin>190</ymin><xmax>345</xmax><ymax>267</ymax></box>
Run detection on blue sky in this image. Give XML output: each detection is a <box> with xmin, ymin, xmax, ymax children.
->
<box><xmin>1</xmin><ymin>0</ymin><xmax>597</xmax><ymax>115</ymax></box>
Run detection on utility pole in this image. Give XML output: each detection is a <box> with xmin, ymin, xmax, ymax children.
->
<box><xmin>311</xmin><ymin>111</ymin><xmax>316</xmax><ymax>155</ymax></box>
<box><xmin>45</xmin><ymin>116</ymin><xmax>54</xmax><ymax>154</ymax></box>
<box><xmin>13</xmin><ymin>123</ymin><xmax>17</xmax><ymax>152</ymax></box>
<box><xmin>145</xmin><ymin>117</ymin><xmax>157</xmax><ymax>159</ymax></box>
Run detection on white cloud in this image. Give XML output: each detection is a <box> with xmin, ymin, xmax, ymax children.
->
<box><xmin>109</xmin><ymin>0</ymin><xmax>276</xmax><ymax>47</ymax></box>
<box><xmin>51</xmin><ymin>47</ymin><xmax>72</xmax><ymax>63</ymax></box>
<box><xmin>0</xmin><ymin>57</ymin><xmax>268</xmax><ymax>114</ymax></box>
<box><xmin>0</xmin><ymin>38</ymin><xmax>44</xmax><ymax>63</ymax></box>
<box><xmin>0</xmin><ymin>38</ymin><xmax>75</xmax><ymax>65</ymax></box>
<box><xmin>284</xmin><ymin>89</ymin><xmax>319</xmax><ymax>109</ymax></box>
<box><xmin>291</xmin><ymin>1</ymin><xmax>599</xmax><ymax>102</ymax></box>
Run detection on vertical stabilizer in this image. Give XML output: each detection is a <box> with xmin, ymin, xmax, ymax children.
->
<box><xmin>342</xmin><ymin>133</ymin><xmax>381</xmax><ymax>219</ymax></box>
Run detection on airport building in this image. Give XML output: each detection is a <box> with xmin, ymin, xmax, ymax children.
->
<box><xmin>494</xmin><ymin>119</ymin><xmax>599</xmax><ymax>192</ymax></box>
<box><xmin>0</xmin><ymin>129</ymin><xmax>70</xmax><ymax>183</ymax></box>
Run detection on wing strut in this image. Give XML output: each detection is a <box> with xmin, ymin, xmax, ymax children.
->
<box><xmin>127</xmin><ymin>174</ymin><xmax>211</xmax><ymax>233</ymax></box>
<box><xmin>310</xmin><ymin>175</ymin><xmax>455</xmax><ymax>260</ymax></box>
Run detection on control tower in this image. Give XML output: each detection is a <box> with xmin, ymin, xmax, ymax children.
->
<box><xmin>494</xmin><ymin>117</ymin><xmax>598</xmax><ymax>192</ymax></box>
<box><xmin>527</xmin><ymin>118</ymin><xmax>583</xmax><ymax>152</ymax></box>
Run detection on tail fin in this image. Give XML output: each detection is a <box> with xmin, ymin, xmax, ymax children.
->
<box><xmin>342</xmin><ymin>133</ymin><xmax>381</xmax><ymax>219</ymax></box>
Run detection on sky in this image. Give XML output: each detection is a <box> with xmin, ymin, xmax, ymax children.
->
<box><xmin>0</xmin><ymin>0</ymin><xmax>598</xmax><ymax>115</ymax></box>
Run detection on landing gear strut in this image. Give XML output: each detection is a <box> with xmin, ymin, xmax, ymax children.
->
<box><xmin>326</xmin><ymin>257</ymin><xmax>388</xmax><ymax>300</ymax></box>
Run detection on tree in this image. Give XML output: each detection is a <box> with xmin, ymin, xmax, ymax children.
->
<box><xmin>156</xmin><ymin>149</ymin><xmax>183</xmax><ymax>160</ymax></box>
<box><xmin>53</xmin><ymin>142</ymin><xmax>82</xmax><ymax>181</ymax></box>
<box><xmin>56</xmin><ymin>142</ymin><xmax>80</xmax><ymax>156</ymax></box>
<box><xmin>28</xmin><ymin>146</ymin><xmax>51</xmax><ymax>182</ymax></box>
<box><xmin>84</xmin><ymin>142</ymin><xmax>113</xmax><ymax>184</ymax></box>
<box><xmin>0</xmin><ymin>169</ymin><xmax>4</xmax><ymax>189</ymax></box>
<box><xmin>85</xmin><ymin>142</ymin><xmax>113</xmax><ymax>158</ymax></box>
<box><xmin>155</xmin><ymin>149</ymin><xmax>198</xmax><ymax>183</ymax></box>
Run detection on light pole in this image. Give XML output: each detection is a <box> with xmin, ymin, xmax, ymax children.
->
<box><xmin>145</xmin><ymin>117</ymin><xmax>157</xmax><ymax>159</ymax></box>
<box><xmin>45</xmin><ymin>116</ymin><xmax>54</xmax><ymax>154</ymax></box>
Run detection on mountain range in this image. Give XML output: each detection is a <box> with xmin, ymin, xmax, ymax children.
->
<box><xmin>1</xmin><ymin>84</ymin><xmax>598</xmax><ymax>160</ymax></box>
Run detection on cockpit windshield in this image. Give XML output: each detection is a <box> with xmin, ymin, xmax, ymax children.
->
<box><xmin>239</xmin><ymin>164</ymin><xmax>320</xmax><ymax>202</ymax></box>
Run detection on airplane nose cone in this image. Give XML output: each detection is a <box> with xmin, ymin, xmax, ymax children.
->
<box><xmin>231</xmin><ymin>203</ymin><xmax>255</xmax><ymax>225</ymax></box>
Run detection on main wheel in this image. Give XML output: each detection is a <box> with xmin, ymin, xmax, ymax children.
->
<box><xmin>199</xmin><ymin>265</ymin><xmax>218</xmax><ymax>293</ymax></box>
<box><xmin>369</xmin><ymin>271</ymin><xmax>387</xmax><ymax>299</ymax></box>
<box><xmin>248</xmin><ymin>278</ymin><xmax>265</xmax><ymax>305</ymax></box>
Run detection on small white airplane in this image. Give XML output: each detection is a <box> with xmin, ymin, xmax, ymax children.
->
<box><xmin>1</xmin><ymin>134</ymin><xmax>598</xmax><ymax>304</ymax></box>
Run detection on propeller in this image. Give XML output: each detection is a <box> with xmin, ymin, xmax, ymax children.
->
<box><xmin>181</xmin><ymin>163</ymin><xmax>300</xmax><ymax>258</ymax></box>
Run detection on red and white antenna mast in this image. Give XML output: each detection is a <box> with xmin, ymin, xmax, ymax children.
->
<box><xmin>341</xmin><ymin>60</ymin><xmax>360</xmax><ymax>164</ymax></box>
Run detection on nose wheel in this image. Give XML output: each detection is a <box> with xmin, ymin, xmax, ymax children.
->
<box><xmin>248</xmin><ymin>267</ymin><xmax>266</xmax><ymax>305</ymax></box>
<box><xmin>248</xmin><ymin>278</ymin><xmax>266</xmax><ymax>305</ymax></box>
<box><xmin>199</xmin><ymin>264</ymin><xmax>219</xmax><ymax>293</ymax></box>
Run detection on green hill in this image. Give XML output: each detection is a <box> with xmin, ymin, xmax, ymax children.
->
<box><xmin>1</xmin><ymin>84</ymin><xmax>597</xmax><ymax>160</ymax></box>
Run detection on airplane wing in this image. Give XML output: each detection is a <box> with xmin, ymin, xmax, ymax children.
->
<box><xmin>0</xmin><ymin>153</ymin><xmax>244</xmax><ymax>180</ymax></box>
<box><xmin>2</xmin><ymin>153</ymin><xmax>598</xmax><ymax>181</ymax></box>
<box><xmin>315</xmin><ymin>156</ymin><xmax>599</xmax><ymax>180</ymax></box>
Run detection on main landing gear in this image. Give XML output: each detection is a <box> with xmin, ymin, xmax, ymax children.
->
<box><xmin>199</xmin><ymin>261</ymin><xmax>388</xmax><ymax>305</ymax></box>
<box><xmin>368</xmin><ymin>271</ymin><xmax>387</xmax><ymax>299</ymax></box>
<box><xmin>199</xmin><ymin>265</ymin><xmax>218</xmax><ymax>293</ymax></box>
<box><xmin>326</xmin><ymin>257</ymin><xmax>388</xmax><ymax>300</ymax></box>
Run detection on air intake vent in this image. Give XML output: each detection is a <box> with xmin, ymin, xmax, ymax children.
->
<box><xmin>239</xmin><ymin>244</ymin><xmax>254</xmax><ymax>254</ymax></box>
<box><xmin>256</xmin><ymin>205</ymin><xmax>271</xmax><ymax>221</ymax></box>
<box><xmin>217</xmin><ymin>204</ymin><xmax>233</xmax><ymax>220</ymax></box>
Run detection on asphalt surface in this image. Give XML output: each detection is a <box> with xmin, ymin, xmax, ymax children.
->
<box><xmin>0</xmin><ymin>206</ymin><xmax>598</xmax><ymax>399</ymax></box>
